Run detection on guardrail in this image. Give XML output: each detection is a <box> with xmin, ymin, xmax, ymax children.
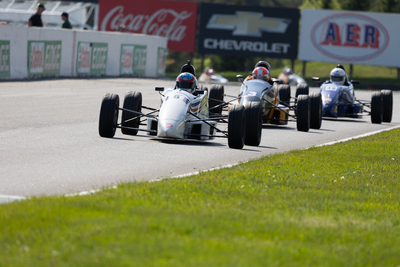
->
<box><xmin>0</xmin><ymin>25</ymin><xmax>168</xmax><ymax>80</ymax></box>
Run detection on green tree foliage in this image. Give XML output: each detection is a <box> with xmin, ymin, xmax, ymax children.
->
<box><xmin>341</xmin><ymin>0</ymin><xmax>371</xmax><ymax>10</ymax></box>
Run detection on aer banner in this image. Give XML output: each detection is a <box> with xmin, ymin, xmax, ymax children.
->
<box><xmin>198</xmin><ymin>3</ymin><xmax>300</xmax><ymax>59</ymax></box>
<box><xmin>299</xmin><ymin>9</ymin><xmax>400</xmax><ymax>67</ymax></box>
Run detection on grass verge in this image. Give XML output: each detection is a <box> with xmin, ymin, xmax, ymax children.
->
<box><xmin>1</xmin><ymin>129</ymin><xmax>400</xmax><ymax>266</ymax></box>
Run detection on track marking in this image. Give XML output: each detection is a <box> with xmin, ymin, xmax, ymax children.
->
<box><xmin>314</xmin><ymin>125</ymin><xmax>400</xmax><ymax>147</ymax></box>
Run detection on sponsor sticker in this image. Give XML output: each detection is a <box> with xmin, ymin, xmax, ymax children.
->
<box><xmin>28</xmin><ymin>41</ymin><xmax>62</xmax><ymax>76</ymax></box>
<box><xmin>311</xmin><ymin>13</ymin><xmax>389</xmax><ymax>62</ymax></box>
<box><xmin>76</xmin><ymin>42</ymin><xmax>108</xmax><ymax>75</ymax></box>
<box><xmin>0</xmin><ymin>41</ymin><xmax>10</xmax><ymax>77</ymax></box>
<box><xmin>120</xmin><ymin>44</ymin><xmax>147</xmax><ymax>75</ymax></box>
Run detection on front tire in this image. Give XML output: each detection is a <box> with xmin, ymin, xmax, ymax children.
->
<box><xmin>99</xmin><ymin>93</ymin><xmax>119</xmax><ymax>138</ymax></box>
<box><xmin>381</xmin><ymin>90</ymin><xmax>393</xmax><ymax>123</ymax></box>
<box><xmin>244</xmin><ymin>101</ymin><xmax>262</xmax><ymax>146</ymax></box>
<box><xmin>278</xmin><ymin>84</ymin><xmax>291</xmax><ymax>106</ymax></box>
<box><xmin>371</xmin><ymin>92</ymin><xmax>382</xmax><ymax>124</ymax></box>
<box><xmin>209</xmin><ymin>84</ymin><xmax>224</xmax><ymax>115</ymax></box>
<box><xmin>121</xmin><ymin>91</ymin><xmax>142</xmax><ymax>135</ymax></box>
<box><xmin>228</xmin><ymin>105</ymin><xmax>245</xmax><ymax>149</ymax></box>
<box><xmin>296</xmin><ymin>95</ymin><xmax>310</xmax><ymax>132</ymax></box>
<box><xmin>310</xmin><ymin>92</ymin><xmax>322</xmax><ymax>129</ymax></box>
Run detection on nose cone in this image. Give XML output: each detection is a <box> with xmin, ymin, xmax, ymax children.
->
<box><xmin>157</xmin><ymin>119</ymin><xmax>185</xmax><ymax>139</ymax></box>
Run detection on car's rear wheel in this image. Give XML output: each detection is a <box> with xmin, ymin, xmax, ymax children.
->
<box><xmin>99</xmin><ymin>93</ymin><xmax>119</xmax><ymax>138</ymax></box>
<box><xmin>228</xmin><ymin>104</ymin><xmax>245</xmax><ymax>149</ymax></box>
<box><xmin>244</xmin><ymin>101</ymin><xmax>262</xmax><ymax>146</ymax></box>
<box><xmin>296</xmin><ymin>94</ymin><xmax>310</xmax><ymax>132</ymax></box>
<box><xmin>121</xmin><ymin>91</ymin><xmax>142</xmax><ymax>135</ymax></box>
<box><xmin>371</xmin><ymin>91</ymin><xmax>382</xmax><ymax>124</ymax></box>
<box><xmin>278</xmin><ymin>84</ymin><xmax>291</xmax><ymax>106</ymax></box>
<box><xmin>209</xmin><ymin>84</ymin><xmax>224</xmax><ymax>115</ymax></box>
<box><xmin>381</xmin><ymin>90</ymin><xmax>393</xmax><ymax>123</ymax></box>
<box><xmin>310</xmin><ymin>92</ymin><xmax>322</xmax><ymax>129</ymax></box>
<box><xmin>295</xmin><ymin>84</ymin><xmax>309</xmax><ymax>98</ymax></box>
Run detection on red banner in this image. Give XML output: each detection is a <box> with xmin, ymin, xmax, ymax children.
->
<box><xmin>99</xmin><ymin>0</ymin><xmax>198</xmax><ymax>53</ymax></box>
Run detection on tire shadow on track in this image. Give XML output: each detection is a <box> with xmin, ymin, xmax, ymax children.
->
<box><xmin>322</xmin><ymin>118</ymin><xmax>369</xmax><ymax>123</ymax></box>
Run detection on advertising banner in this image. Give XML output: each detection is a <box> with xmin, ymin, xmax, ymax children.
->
<box><xmin>299</xmin><ymin>9</ymin><xmax>400</xmax><ymax>67</ymax></box>
<box><xmin>0</xmin><ymin>41</ymin><xmax>10</xmax><ymax>77</ymax></box>
<box><xmin>28</xmin><ymin>41</ymin><xmax>61</xmax><ymax>76</ymax></box>
<box><xmin>98</xmin><ymin>0</ymin><xmax>198</xmax><ymax>53</ymax></box>
<box><xmin>157</xmin><ymin>47</ymin><xmax>168</xmax><ymax>76</ymax></box>
<box><xmin>198</xmin><ymin>3</ymin><xmax>300</xmax><ymax>59</ymax></box>
<box><xmin>76</xmin><ymin>42</ymin><xmax>108</xmax><ymax>75</ymax></box>
<box><xmin>120</xmin><ymin>44</ymin><xmax>147</xmax><ymax>75</ymax></box>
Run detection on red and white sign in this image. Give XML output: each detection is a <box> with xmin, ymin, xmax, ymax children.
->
<box><xmin>99</xmin><ymin>0</ymin><xmax>198</xmax><ymax>53</ymax></box>
<box><xmin>299</xmin><ymin>9</ymin><xmax>400</xmax><ymax>67</ymax></box>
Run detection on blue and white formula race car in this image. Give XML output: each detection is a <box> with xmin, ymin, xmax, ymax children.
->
<box><xmin>98</xmin><ymin>61</ymin><xmax>247</xmax><ymax>149</ymax></box>
<box><xmin>312</xmin><ymin>67</ymin><xmax>393</xmax><ymax>124</ymax></box>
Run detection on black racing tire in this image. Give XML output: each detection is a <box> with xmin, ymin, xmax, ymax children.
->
<box><xmin>295</xmin><ymin>84</ymin><xmax>309</xmax><ymax>98</ymax></box>
<box><xmin>209</xmin><ymin>84</ymin><xmax>224</xmax><ymax>114</ymax></box>
<box><xmin>381</xmin><ymin>90</ymin><xmax>393</xmax><ymax>123</ymax></box>
<box><xmin>244</xmin><ymin>101</ymin><xmax>262</xmax><ymax>146</ymax></box>
<box><xmin>371</xmin><ymin>91</ymin><xmax>382</xmax><ymax>124</ymax></box>
<box><xmin>99</xmin><ymin>93</ymin><xmax>119</xmax><ymax>138</ymax></box>
<box><xmin>228</xmin><ymin>104</ymin><xmax>245</xmax><ymax>149</ymax></box>
<box><xmin>310</xmin><ymin>92</ymin><xmax>322</xmax><ymax>129</ymax></box>
<box><xmin>296</xmin><ymin>94</ymin><xmax>310</xmax><ymax>132</ymax></box>
<box><xmin>121</xmin><ymin>91</ymin><xmax>142</xmax><ymax>135</ymax></box>
<box><xmin>278</xmin><ymin>84</ymin><xmax>291</xmax><ymax>105</ymax></box>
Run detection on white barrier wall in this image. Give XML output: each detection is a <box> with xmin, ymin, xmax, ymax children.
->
<box><xmin>0</xmin><ymin>24</ymin><xmax>168</xmax><ymax>79</ymax></box>
<box><xmin>298</xmin><ymin>9</ymin><xmax>400</xmax><ymax>67</ymax></box>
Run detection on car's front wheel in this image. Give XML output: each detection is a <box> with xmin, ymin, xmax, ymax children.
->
<box><xmin>310</xmin><ymin>92</ymin><xmax>322</xmax><ymax>129</ymax></box>
<box><xmin>296</xmin><ymin>94</ymin><xmax>310</xmax><ymax>132</ymax></box>
<box><xmin>381</xmin><ymin>90</ymin><xmax>392</xmax><ymax>123</ymax></box>
<box><xmin>228</xmin><ymin>104</ymin><xmax>245</xmax><ymax>149</ymax></box>
<box><xmin>99</xmin><ymin>93</ymin><xmax>119</xmax><ymax>138</ymax></box>
<box><xmin>371</xmin><ymin>91</ymin><xmax>382</xmax><ymax>124</ymax></box>
<box><xmin>244</xmin><ymin>101</ymin><xmax>262</xmax><ymax>146</ymax></box>
<box><xmin>121</xmin><ymin>91</ymin><xmax>142</xmax><ymax>135</ymax></box>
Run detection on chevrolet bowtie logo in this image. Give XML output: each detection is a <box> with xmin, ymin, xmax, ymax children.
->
<box><xmin>206</xmin><ymin>12</ymin><xmax>291</xmax><ymax>37</ymax></box>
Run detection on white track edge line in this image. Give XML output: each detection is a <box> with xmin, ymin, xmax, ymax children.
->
<box><xmin>313</xmin><ymin>125</ymin><xmax>400</xmax><ymax>148</ymax></box>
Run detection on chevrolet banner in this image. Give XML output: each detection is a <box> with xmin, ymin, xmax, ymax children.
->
<box><xmin>198</xmin><ymin>3</ymin><xmax>300</xmax><ymax>59</ymax></box>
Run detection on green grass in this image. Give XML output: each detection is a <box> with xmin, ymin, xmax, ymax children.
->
<box><xmin>1</xmin><ymin>129</ymin><xmax>400</xmax><ymax>266</ymax></box>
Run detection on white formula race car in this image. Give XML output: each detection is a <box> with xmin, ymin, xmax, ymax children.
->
<box><xmin>98</xmin><ymin>72</ymin><xmax>246</xmax><ymax>149</ymax></box>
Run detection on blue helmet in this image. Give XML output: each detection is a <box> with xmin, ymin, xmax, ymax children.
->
<box><xmin>176</xmin><ymin>72</ymin><xmax>197</xmax><ymax>93</ymax></box>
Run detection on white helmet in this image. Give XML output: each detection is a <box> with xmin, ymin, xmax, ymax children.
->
<box><xmin>252</xmin><ymin>67</ymin><xmax>270</xmax><ymax>81</ymax></box>
<box><xmin>330</xmin><ymin>68</ymin><xmax>346</xmax><ymax>85</ymax></box>
<box><xmin>255</xmin><ymin>61</ymin><xmax>271</xmax><ymax>72</ymax></box>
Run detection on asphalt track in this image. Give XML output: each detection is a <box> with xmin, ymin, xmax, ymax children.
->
<box><xmin>1</xmin><ymin>78</ymin><xmax>399</xmax><ymax>202</ymax></box>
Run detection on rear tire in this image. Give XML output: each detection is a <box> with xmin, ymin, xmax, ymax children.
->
<box><xmin>209</xmin><ymin>84</ymin><xmax>224</xmax><ymax>115</ymax></box>
<box><xmin>310</xmin><ymin>92</ymin><xmax>322</xmax><ymax>129</ymax></box>
<box><xmin>278</xmin><ymin>84</ymin><xmax>291</xmax><ymax>106</ymax></box>
<box><xmin>228</xmin><ymin>105</ymin><xmax>245</xmax><ymax>149</ymax></box>
<box><xmin>295</xmin><ymin>84</ymin><xmax>309</xmax><ymax>98</ymax></box>
<box><xmin>296</xmin><ymin>95</ymin><xmax>310</xmax><ymax>132</ymax></box>
<box><xmin>121</xmin><ymin>91</ymin><xmax>142</xmax><ymax>135</ymax></box>
<box><xmin>381</xmin><ymin>90</ymin><xmax>393</xmax><ymax>123</ymax></box>
<box><xmin>244</xmin><ymin>101</ymin><xmax>262</xmax><ymax>146</ymax></box>
<box><xmin>371</xmin><ymin>92</ymin><xmax>382</xmax><ymax>124</ymax></box>
<box><xmin>99</xmin><ymin>93</ymin><xmax>119</xmax><ymax>138</ymax></box>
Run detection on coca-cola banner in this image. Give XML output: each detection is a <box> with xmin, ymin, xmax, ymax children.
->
<box><xmin>198</xmin><ymin>3</ymin><xmax>300</xmax><ymax>59</ymax></box>
<box><xmin>99</xmin><ymin>0</ymin><xmax>198</xmax><ymax>53</ymax></box>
